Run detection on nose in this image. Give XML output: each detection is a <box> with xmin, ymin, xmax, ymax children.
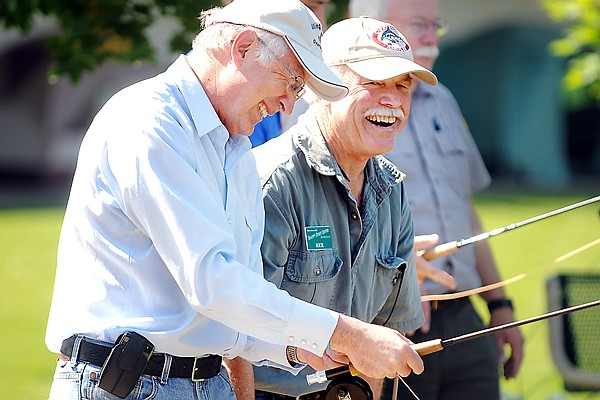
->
<box><xmin>380</xmin><ymin>86</ymin><xmax>404</xmax><ymax>108</ymax></box>
<box><xmin>422</xmin><ymin>24</ymin><xmax>440</xmax><ymax>45</ymax></box>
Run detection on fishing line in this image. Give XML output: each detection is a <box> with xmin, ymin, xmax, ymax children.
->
<box><xmin>421</xmin><ymin>237</ymin><xmax>600</xmax><ymax>302</ymax></box>
<box><xmin>398</xmin><ymin>375</ymin><xmax>419</xmax><ymax>400</ymax></box>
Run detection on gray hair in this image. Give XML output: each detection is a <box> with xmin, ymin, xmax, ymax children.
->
<box><xmin>193</xmin><ymin>8</ymin><xmax>289</xmax><ymax>68</ymax></box>
<box><xmin>348</xmin><ymin>0</ymin><xmax>388</xmax><ymax>20</ymax></box>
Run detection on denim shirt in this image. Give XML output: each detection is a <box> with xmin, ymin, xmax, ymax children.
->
<box><xmin>252</xmin><ymin>110</ymin><xmax>424</xmax><ymax>396</ymax></box>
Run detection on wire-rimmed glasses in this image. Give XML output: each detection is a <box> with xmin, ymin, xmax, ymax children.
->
<box><xmin>258</xmin><ymin>39</ymin><xmax>306</xmax><ymax>102</ymax></box>
<box><xmin>407</xmin><ymin>18</ymin><xmax>448</xmax><ymax>37</ymax></box>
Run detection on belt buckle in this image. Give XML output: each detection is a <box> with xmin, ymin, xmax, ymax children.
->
<box><xmin>191</xmin><ymin>357</ymin><xmax>206</xmax><ymax>382</ymax></box>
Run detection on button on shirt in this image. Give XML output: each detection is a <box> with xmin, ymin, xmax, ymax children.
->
<box><xmin>385</xmin><ymin>82</ymin><xmax>491</xmax><ymax>295</ymax></box>
<box><xmin>252</xmin><ymin>111</ymin><xmax>424</xmax><ymax>395</ymax></box>
<box><xmin>45</xmin><ymin>55</ymin><xmax>338</xmax><ymax>368</ymax></box>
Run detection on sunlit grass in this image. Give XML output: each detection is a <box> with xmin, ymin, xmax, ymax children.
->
<box><xmin>474</xmin><ymin>190</ymin><xmax>600</xmax><ymax>400</ymax></box>
<box><xmin>0</xmin><ymin>207</ymin><xmax>64</xmax><ymax>399</ymax></box>
<box><xmin>1</xmin><ymin>189</ymin><xmax>598</xmax><ymax>399</ymax></box>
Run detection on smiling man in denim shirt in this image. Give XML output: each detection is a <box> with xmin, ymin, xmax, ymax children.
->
<box><xmin>252</xmin><ymin>17</ymin><xmax>438</xmax><ymax>400</ymax></box>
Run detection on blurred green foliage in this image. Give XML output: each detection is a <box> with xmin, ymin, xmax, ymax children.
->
<box><xmin>0</xmin><ymin>0</ymin><xmax>219</xmax><ymax>81</ymax></box>
<box><xmin>0</xmin><ymin>0</ymin><xmax>221</xmax><ymax>82</ymax></box>
<box><xmin>0</xmin><ymin>0</ymin><xmax>349</xmax><ymax>83</ymax></box>
<box><xmin>540</xmin><ymin>0</ymin><xmax>600</xmax><ymax>109</ymax></box>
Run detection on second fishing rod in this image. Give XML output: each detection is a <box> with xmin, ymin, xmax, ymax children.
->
<box><xmin>306</xmin><ymin>298</ymin><xmax>600</xmax><ymax>386</ymax></box>
<box><xmin>421</xmin><ymin>195</ymin><xmax>600</xmax><ymax>261</ymax></box>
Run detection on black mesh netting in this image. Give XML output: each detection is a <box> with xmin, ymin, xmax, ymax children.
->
<box><xmin>559</xmin><ymin>274</ymin><xmax>600</xmax><ymax>374</ymax></box>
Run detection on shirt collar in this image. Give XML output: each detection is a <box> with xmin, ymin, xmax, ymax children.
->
<box><xmin>292</xmin><ymin>109</ymin><xmax>338</xmax><ymax>177</ymax></box>
<box><xmin>167</xmin><ymin>54</ymin><xmax>252</xmax><ymax>157</ymax></box>
<box><xmin>168</xmin><ymin>54</ymin><xmax>223</xmax><ymax>138</ymax></box>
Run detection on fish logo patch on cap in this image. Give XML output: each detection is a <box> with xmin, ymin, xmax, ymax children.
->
<box><xmin>372</xmin><ymin>25</ymin><xmax>410</xmax><ymax>53</ymax></box>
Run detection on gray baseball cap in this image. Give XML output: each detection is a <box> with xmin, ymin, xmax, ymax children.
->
<box><xmin>206</xmin><ymin>0</ymin><xmax>349</xmax><ymax>101</ymax></box>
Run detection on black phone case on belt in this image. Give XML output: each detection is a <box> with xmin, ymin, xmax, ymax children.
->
<box><xmin>98</xmin><ymin>331</ymin><xmax>154</xmax><ymax>398</ymax></box>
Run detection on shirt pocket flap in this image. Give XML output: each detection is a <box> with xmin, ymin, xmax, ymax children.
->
<box><xmin>286</xmin><ymin>250</ymin><xmax>343</xmax><ymax>283</ymax></box>
<box><xmin>375</xmin><ymin>255</ymin><xmax>407</xmax><ymax>277</ymax></box>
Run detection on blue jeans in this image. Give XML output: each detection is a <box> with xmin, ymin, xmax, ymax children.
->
<box><xmin>48</xmin><ymin>359</ymin><xmax>236</xmax><ymax>400</ymax></box>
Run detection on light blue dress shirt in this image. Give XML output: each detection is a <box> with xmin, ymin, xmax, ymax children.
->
<box><xmin>45</xmin><ymin>55</ymin><xmax>338</xmax><ymax>369</ymax></box>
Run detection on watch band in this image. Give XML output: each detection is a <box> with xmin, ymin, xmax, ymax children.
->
<box><xmin>286</xmin><ymin>346</ymin><xmax>301</xmax><ymax>366</ymax></box>
<box><xmin>487</xmin><ymin>298</ymin><xmax>513</xmax><ymax>313</ymax></box>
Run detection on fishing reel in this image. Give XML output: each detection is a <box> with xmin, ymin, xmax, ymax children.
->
<box><xmin>323</xmin><ymin>374</ymin><xmax>372</xmax><ymax>400</ymax></box>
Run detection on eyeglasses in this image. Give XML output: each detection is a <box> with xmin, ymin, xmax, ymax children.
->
<box><xmin>258</xmin><ymin>39</ymin><xmax>306</xmax><ymax>102</ymax></box>
<box><xmin>407</xmin><ymin>18</ymin><xmax>448</xmax><ymax>37</ymax></box>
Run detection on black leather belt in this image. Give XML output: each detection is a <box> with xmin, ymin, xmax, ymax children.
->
<box><xmin>60</xmin><ymin>335</ymin><xmax>222</xmax><ymax>381</ymax></box>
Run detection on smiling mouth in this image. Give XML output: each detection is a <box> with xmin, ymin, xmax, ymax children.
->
<box><xmin>365</xmin><ymin>115</ymin><xmax>398</xmax><ymax>128</ymax></box>
<box><xmin>258</xmin><ymin>102</ymin><xmax>268</xmax><ymax>119</ymax></box>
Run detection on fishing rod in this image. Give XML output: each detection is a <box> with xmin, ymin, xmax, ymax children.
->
<box><xmin>306</xmin><ymin>298</ymin><xmax>600</xmax><ymax>386</ymax></box>
<box><xmin>421</xmin><ymin>237</ymin><xmax>600</xmax><ymax>302</ymax></box>
<box><xmin>421</xmin><ymin>195</ymin><xmax>600</xmax><ymax>261</ymax></box>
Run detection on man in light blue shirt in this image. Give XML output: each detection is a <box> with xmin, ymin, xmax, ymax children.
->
<box><xmin>252</xmin><ymin>17</ymin><xmax>438</xmax><ymax>400</ymax></box>
<box><xmin>45</xmin><ymin>1</ymin><xmax>429</xmax><ymax>399</ymax></box>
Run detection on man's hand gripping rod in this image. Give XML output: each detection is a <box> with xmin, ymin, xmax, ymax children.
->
<box><xmin>422</xmin><ymin>195</ymin><xmax>600</xmax><ymax>261</ymax></box>
<box><xmin>307</xmin><ymin>298</ymin><xmax>600</xmax><ymax>385</ymax></box>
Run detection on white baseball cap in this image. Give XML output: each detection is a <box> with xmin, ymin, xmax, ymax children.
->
<box><xmin>205</xmin><ymin>0</ymin><xmax>349</xmax><ymax>101</ymax></box>
<box><xmin>322</xmin><ymin>17</ymin><xmax>438</xmax><ymax>86</ymax></box>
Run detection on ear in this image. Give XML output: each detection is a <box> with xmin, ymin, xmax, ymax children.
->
<box><xmin>231</xmin><ymin>29</ymin><xmax>259</xmax><ymax>67</ymax></box>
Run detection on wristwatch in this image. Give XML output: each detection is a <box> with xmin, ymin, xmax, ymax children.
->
<box><xmin>286</xmin><ymin>346</ymin><xmax>302</xmax><ymax>366</ymax></box>
<box><xmin>487</xmin><ymin>298</ymin><xmax>514</xmax><ymax>313</ymax></box>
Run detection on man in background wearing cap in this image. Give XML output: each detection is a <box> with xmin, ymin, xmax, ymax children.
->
<box><xmin>349</xmin><ymin>0</ymin><xmax>524</xmax><ymax>399</ymax></box>
<box><xmin>44</xmin><ymin>1</ymin><xmax>430</xmax><ymax>399</ymax></box>
<box><xmin>250</xmin><ymin>16</ymin><xmax>438</xmax><ymax>400</ymax></box>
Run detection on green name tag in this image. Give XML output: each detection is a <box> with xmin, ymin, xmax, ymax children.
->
<box><xmin>305</xmin><ymin>226</ymin><xmax>333</xmax><ymax>250</ymax></box>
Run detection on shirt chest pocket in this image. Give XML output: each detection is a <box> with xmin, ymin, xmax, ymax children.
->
<box><xmin>281</xmin><ymin>250</ymin><xmax>343</xmax><ymax>306</ymax></box>
<box><xmin>431</xmin><ymin>114</ymin><xmax>470</xmax><ymax>156</ymax></box>
<box><xmin>367</xmin><ymin>255</ymin><xmax>407</xmax><ymax>320</ymax></box>
<box><xmin>433</xmin><ymin>130</ymin><xmax>469</xmax><ymax>156</ymax></box>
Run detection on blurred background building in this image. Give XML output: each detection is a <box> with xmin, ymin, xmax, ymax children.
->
<box><xmin>435</xmin><ymin>0</ymin><xmax>599</xmax><ymax>188</ymax></box>
<box><xmin>0</xmin><ymin>0</ymin><xmax>598</xmax><ymax>189</ymax></box>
